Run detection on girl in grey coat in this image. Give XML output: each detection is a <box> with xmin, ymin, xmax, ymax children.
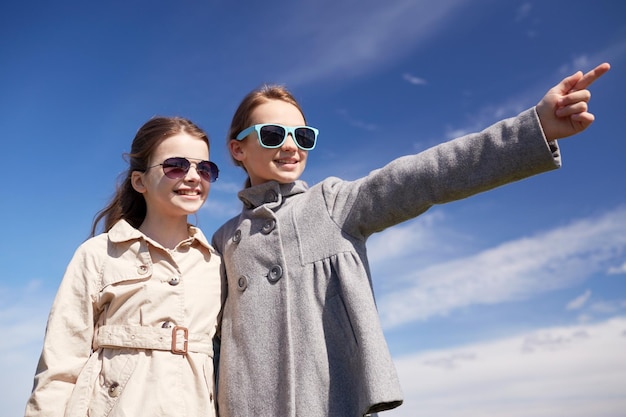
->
<box><xmin>212</xmin><ymin>63</ymin><xmax>610</xmax><ymax>417</ymax></box>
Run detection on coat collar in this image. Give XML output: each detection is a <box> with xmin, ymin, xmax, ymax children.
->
<box><xmin>108</xmin><ymin>219</ymin><xmax>213</xmax><ymax>252</ymax></box>
<box><xmin>238</xmin><ymin>180</ymin><xmax>308</xmax><ymax>209</ymax></box>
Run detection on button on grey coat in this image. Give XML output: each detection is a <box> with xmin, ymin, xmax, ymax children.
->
<box><xmin>212</xmin><ymin>108</ymin><xmax>561</xmax><ymax>417</ymax></box>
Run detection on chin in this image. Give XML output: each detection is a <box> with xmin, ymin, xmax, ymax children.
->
<box><xmin>278</xmin><ymin>170</ymin><xmax>304</xmax><ymax>183</ymax></box>
<box><xmin>181</xmin><ymin>202</ymin><xmax>205</xmax><ymax>213</ymax></box>
<box><xmin>276</xmin><ymin>175</ymin><xmax>301</xmax><ymax>184</ymax></box>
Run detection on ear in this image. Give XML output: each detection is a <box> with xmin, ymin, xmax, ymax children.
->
<box><xmin>229</xmin><ymin>139</ymin><xmax>246</xmax><ymax>162</ymax></box>
<box><xmin>131</xmin><ymin>171</ymin><xmax>147</xmax><ymax>194</ymax></box>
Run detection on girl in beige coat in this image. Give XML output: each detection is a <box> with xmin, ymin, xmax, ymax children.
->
<box><xmin>25</xmin><ymin>117</ymin><xmax>223</xmax><ymax>417</ymax></box>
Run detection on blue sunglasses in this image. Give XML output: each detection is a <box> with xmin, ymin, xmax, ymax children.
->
<box><xmin>236</xmin><ymin>123</ymin><xmax>319</xmax><ymax>150</ymax></box>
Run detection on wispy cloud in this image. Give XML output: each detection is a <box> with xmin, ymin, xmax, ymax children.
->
<box><xmin>521</xmin><ymin>328</ymin><xmax>590</xmax><ymax>353</ymax></box>
<box><xmin>590</xmin><ymin>299</ymin><xmax>626</xmax><ymax>314</ymax></box>
<box><xmin>441</xmin><ymin>44</ymin><xmax>624</xmax><ymax>141</ymax></box>
<box><xmin>368</xmin><ymin>210</ymin><xmax>468</xmax><ymax>269</ymax></box>
<box><xmin>336</xmin><ymin>109</ymin><xmax>377</xmax><ymax>131</ymax></box>
<box><xmin>574</xmin><ymin>297</ymin><xmax>626</xmax><ymax>324</ymax></box>
<box><xmin>274</xmin><ymin>0</ymin><xmax>472</xmax><ymax>86</ymax></box>
<box><xmin>438</xmin><ymin>93</ymin><xmax>534</xmax><ymax>142</ymax></box>
<box><xmin>388</xmin><ymin>317</ymin><xmax>626</xmax><ymax>417</ymax></box>
<box><xmin>274</xmin><ymin>1</ymin><xmax>626</xmax><ymax>88</ymax></box>
<box><xmin>558</xmin><ymin>55</ymin><xmax>593</xmax><ymax>77</ymax></box>
<box><xmin>0</xmin><ymin>281</ymin><xmax>53</xmax><ymax>416</ymax></box>
<box><xmin>567</xmin><ymin>289</ymin><xmax>592</xmax><ymax>310</ymax></box>
<box><xmin>514</xmin><ymin>2</ymin><xmax>532</xmax><ymax>22</ymax></box>
<box><xmin>422</xmin><ymin>352</ymin><xmax>476</xmax><ymax>370</ymax></box>
<box><xmin>402</xmin><ymin>73</ymin><xmax>427</xmax><ymax>86</ymax></box>
<box><xmin>557</xmin><ymin>39</ymin><xmax>626</xmax><ymax>78</ymax></box>
<box><xmin>375</xmin><ymin>207</ymin><xmax>626</xmax><ymax>328</ymax></box>
<box><xmin>608</xmin><ymin>261</ymin><xmax>626</xmax><ymax>275</ymax></box>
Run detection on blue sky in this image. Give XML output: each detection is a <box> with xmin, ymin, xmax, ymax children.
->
<box><xmin>1</xmin><ymin>0</ymin><xmax>625</xmax><ymax>415</ymax></box>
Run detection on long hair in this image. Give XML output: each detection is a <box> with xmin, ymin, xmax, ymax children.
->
<box><xmin>227</xmin><ymin>84</ymin><xmax>307</xmax><ymax>170</ymax></box>
<box><xmin>90</xmin><ymin>116</ymin><xmax>210</xmax><ymax>236</ymax></box>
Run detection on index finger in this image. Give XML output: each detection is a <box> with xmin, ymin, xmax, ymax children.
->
<box><xmin>571</xmin><ymin>62</ymin><xmax>611</xmax><ymax>92</ymax></box>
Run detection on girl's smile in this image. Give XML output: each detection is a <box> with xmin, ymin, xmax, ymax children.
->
<box><xmin>274</xmin><ymin>155</ymin><xmax>300</xmax><ymax>167</ymax></box>
<box><xmin>174</xmin><ymin>187</ymin><xmax>203</xmax><ymax>197</ymax></box>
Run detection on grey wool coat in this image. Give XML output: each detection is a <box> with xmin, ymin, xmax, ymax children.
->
<box><xmin>212</xmin><ymin>108</ymin><xmax>561</xmax><ymax>417</ymax></box>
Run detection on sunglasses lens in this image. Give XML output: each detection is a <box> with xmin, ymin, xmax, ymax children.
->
<box><xmin>161</xmin><ymin>157</ymin><xmax>190</xmax><ymax>179</ymax></box>
<box><xmin>295</xmin><ymin>128</ymin><xmax>316</xmax><ymax>150</ymax></box>
<box><xmin>259</xmin><ymin>125</ymin><xmax>286</xmax><ymax>147</ymax></box>
<box><xmin>197</xmin><ymin>161</ymin><xmax>219</xmax><ymax>183</ymax></box>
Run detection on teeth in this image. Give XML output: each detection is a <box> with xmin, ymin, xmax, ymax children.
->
<box><xmin>177</xmin><ymin>190</ymin><xmax>199</xmax><ymax>195</ymax></box>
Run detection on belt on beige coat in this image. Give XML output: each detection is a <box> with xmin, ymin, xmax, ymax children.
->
<box><xmin>94</xmin><ymin>324</ymin><xmax>213</xmax><ymax>356</ymax></box>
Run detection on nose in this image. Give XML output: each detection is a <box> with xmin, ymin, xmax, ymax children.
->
<box><xmin>281</xmin><ymin>133</ymin><xmax>298</xmax><ymax>151</ymax></box>
<box><xmin>184</xmin><ymin>163</ymin><xmax>202</xmax><ymax>182</ymax></box>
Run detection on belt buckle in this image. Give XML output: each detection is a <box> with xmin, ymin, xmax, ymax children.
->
<box><xmin>171</xmin><ymin>326</ymin><xmax>188</xmax><ymax>355</ymax></box>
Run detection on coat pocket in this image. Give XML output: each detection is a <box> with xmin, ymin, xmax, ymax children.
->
<box><xmin>88</xmin><ymin>349</ymin><xmax>139</xmax><ymax>417</ymax></box>
<box><xmin>64</xmin><ymin>353</ymin><xmax>100</xmax><ymax>417</ymax></box>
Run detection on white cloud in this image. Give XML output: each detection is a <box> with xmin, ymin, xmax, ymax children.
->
<box><xmin>566</xmin><ymin>289</ymin><xmax>592</xmax><ymax>310</ymax></box>
<box><xmin>336</xmin><ymin>109</ymin><xmax>377</xmax><ymax>131</ymax></box>
<box><xmin>514</xmin><ymin>2</ymin><xmax>532</xmax><ymax>22</ymax></box>
<box><xmin>444</xmin><ymin>97</ymin><xmax>533</xmax><ymax>141</ymax></box>
<box><xmin>589</xmin><ymin>299</ymin><xmax>626</xmax><ymax>315</ymax></box>
<box><xmin>557</xmin><ymin>39</ymin><xmax>626</xmax><ymax>79</ymax></box>
<box><xmin>402</xmin><ymin>73</ymin><xmax>427</xmax><ymax>85</ymax></box>
<box><xmin>573</xmin><ymin>297</ymin><xmax>626</xmax><ymax>323</ymax></box>
<box><xmin>422</xmin><ymin>352</ymin><xmax>476</xmax><ymax>370</ymax></box>
<box><xmin>200</xmin><ymin>194</ymin><xmax>242</xmax><ymax>219</ymax></box>
<box><xmin>0</xmin><ymin>282</ymin><xmax>53</xmax><ymax>417</ymax></box>
<box><xmin>607</xmin><ymin>261</ymin><xmax>626</xmax><ymax>275</ymax></box>
<box><xmin>521</xmin><ymin>328</ymin><xmax>590</xmax><ymax>353</ymax></box>
<box><xmin>559</xmin><ymin>55</ymin><xmax>592</xmax><ymax>77</ymax></box>
<box><xmin>444</xmin><ymin>42</ymin><xmax>626</xmax><ymax>141</ymax></box>
<box><xmin>444</xmin><ymin>126</ymin><xmax>475</xmax><ymax>140</ymax></box>
<box><xmin>385</xmin><ymin>317</ymin><xmax>626</xmax><ymax>417</ymax></box>
<box><xmin>376</xmin><ymin>207</ymin><xmax>626</xmax><ymax>328</ymax></box>
<box><xmin>368</xmin><ymin>211</ymin><xmax>449</xmax><ymax>264</ymax></box>
<box><xmin>211</xmin><ymin>179</ymin><xmax>245</xmax><ymax>194</ymax></box>
<box><xmin>276</xmin><ymin>0</ymin><xmax>472</xmax><ymax>85</ymax></box>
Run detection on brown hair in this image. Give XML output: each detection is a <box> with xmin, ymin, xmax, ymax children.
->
<box><xmin>90</xmin><ymin>116</ymin><xmax>210</xmax><ymax>236</ymax></box>
<box><xmin>227</xmin><ymin>84</ymin><xmax>307</xmax><ymax>169</ymax></box>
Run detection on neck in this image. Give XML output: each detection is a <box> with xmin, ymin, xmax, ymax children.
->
<box><xmin>139</xmin><ymin>215</ymin><xmax>190</xmax><ymax>250</ymax></box>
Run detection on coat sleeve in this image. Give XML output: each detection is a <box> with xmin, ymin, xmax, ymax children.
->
<box><xmin>325</xmin><ymin>107</ymin><xmax>561</xmax><ymax>239</ymax></box>
<box><xmin>24</xmin><ymin>240</ymin><xmax>101</xmax><ymax>417</ymax></box>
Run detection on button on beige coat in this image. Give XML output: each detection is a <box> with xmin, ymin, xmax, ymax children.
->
<box><xmin>25</xmin><ymin>220</ymin><xmax>223</xmax><ymax>417</ymax></box>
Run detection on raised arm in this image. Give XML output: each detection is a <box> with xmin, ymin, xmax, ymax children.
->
<box><xmin>536</xmin><ymin>62</ymin><xmax>610</xmax><ymax>141</ymax></box>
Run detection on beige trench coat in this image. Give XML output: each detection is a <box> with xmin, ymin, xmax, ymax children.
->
<box><xmin>25</xmin><ymin>220</ymin><xmax>223</xmax><ymax>417</ymax></box>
